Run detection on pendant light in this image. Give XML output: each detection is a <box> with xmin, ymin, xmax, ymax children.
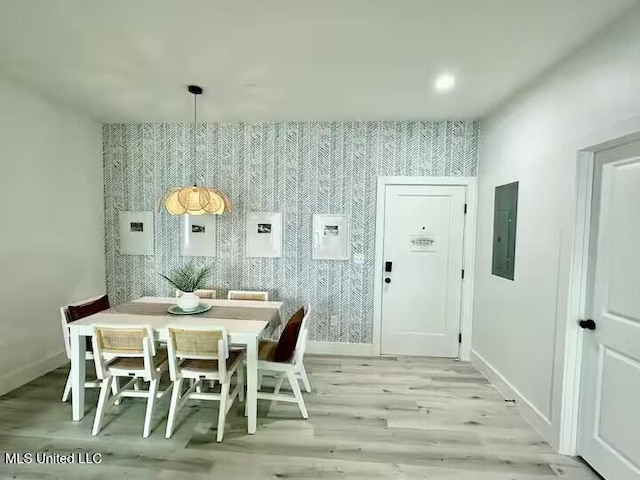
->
<box><xmin>161</xmin><ymin>85</ymin><xmax>232</xmax><ymax>215</ymax></box>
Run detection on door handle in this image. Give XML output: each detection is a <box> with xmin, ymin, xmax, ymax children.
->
<box><xmin>384</xmin><ymin>278</ymin><xmax>391</xmax><ymax>284</ymax></box>
<box><xmin>578</xmin><ymin>319</ymin><xmax>596</xmax><ymax>330</ymax></box>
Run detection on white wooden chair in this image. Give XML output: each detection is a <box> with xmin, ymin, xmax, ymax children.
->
<box><xmin>60</xmin><ymin>295</ymin><xmax>112</xmax><ymax>402</ymax></box>
<box><xmin>164</xmin><ymin>325</ymin><xmax>244</xmax><ymax>442</ymax></box>
<box><xmin>175</xmin><ymin>289</ymin><xmax>217</xmax><ymax>299</ymax></box>
<box><xmin>91</xmin><ymin>324</ymin><xmax>171</xmax><ymax>438</ymax></box>
<box><xmin>270</xmin><ymin>305</ymin><xmax>312</xmax><ymax>393</ymax></box>
<box><xmin>227</xmin><ymin>290</ymin><xmax>269</xmax><ymax>301</ymax></box>
<box><xmin>293</xmin><ymin>322</ymin><xmax>312</xmax><ymax>393</ymax></box>
<box><xmin>254</xmin><ymin>305</ymin><xmax>311</xmax><ymax>418</ymax></box>
<box><xmin>177</xmin><ymin>288</ymin><xmax>235</xmax><ymax>393</ymax></box>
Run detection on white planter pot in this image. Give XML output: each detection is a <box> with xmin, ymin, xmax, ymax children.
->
<box><xmin>178</xmin><ymin>292</ymin><xmax>200</xmax><ymax>311</ymax></box>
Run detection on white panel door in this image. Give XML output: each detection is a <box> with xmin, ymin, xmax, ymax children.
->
<box><xmin>381</xmin><ymin>185</ymin><xmax>465</xmax><ymax>357</ymax></box>
<box><xmin>578</xmin><ymin>139</ymin><xmax>640</xmax><ymax>480</ymax></box>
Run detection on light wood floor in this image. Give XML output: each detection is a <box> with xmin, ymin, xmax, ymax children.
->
<box><xmin>0</xmin><ymin>355</ymin><xmax>600</xmax><ymax>479</ymax></box>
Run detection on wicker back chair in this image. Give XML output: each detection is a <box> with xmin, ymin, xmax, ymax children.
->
<box><xmin>175</xmin><ymin>289</ymin><xmax>217</xmax><ymax>299</ymax></box>
<box><xmin>227</xmin><ymin>290</ymin><xmax>269</xmax><ymax>301</ymax></box>
<box><xmin>91</xmin><ymin>324</ymin><xmax>170</xmax><ymax>438</ymax></box>
<box><xmin>164</xmin><ymin>325</ymin><xmax>244</xmax><ymax>442</ymax></box>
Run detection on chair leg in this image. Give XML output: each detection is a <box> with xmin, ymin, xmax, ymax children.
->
<box><xmin>112</xmin><ymin>377</ymin><xmax>122</xmax><ymax>405</ymax></box>
<box><xmin>92</xmin><ymin>376</ymin><xmax>114</xmax><ymax>436</ymax></box>
<box><xmin>189</xmin><ymin>378</ymin><xmax>203</xmax><ymax>394</ymax></box>
<box><xmin>62</xmin><ymin>371</ymin><xmax>72</xmax><ymax>402</ymax></box>
<box><xmin>165</xmin><ymin>378</ymin><xmax>183</xmax><ymax>439</ymax></box>
<box><xmin>217</xmin><ymin>382</ymin><xmax>230</xmax><ymax>442</ymax></box>
<box><xmin>299</xmin><ymin>364</ymin><xmax>312</xmax><ymax>393</ymax></box>
<box><xmin>143</xmin><ymin>378</ymin><xmax>160</xmax><ymax>438</ymax></box>
<box><xmin>270</xmin><ymin>374</ymin><xmax>285</xmax><ymax>411</ymax></box>
<box><xmin>287</xmin><ymin>370</ymin><xmax>308</xmax><ymax>419</ymax></box>
<box><xmin>237</xmin><ymin>365</ymin><xmax>245</xmax><ymax>403</ymax></box>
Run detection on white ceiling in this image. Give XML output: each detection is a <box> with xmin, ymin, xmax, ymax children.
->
<box><xmin>0</xmin><ymin>0</ymin><xmax>636</xmax><ymax>122</ymax></box>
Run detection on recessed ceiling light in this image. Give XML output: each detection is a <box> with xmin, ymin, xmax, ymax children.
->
<box><xmin>434</xmin><ymin>73</ymin><xmax>456</xmax><ymax>93</ymax></box>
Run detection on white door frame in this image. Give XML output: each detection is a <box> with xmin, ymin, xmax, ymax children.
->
<box><xmin>372</xmin><ymin>176</ymin><xmax>477</xmax><ymax>359</ymax></box>
<box><xmin>559</xmin><ymin>118</ymin><xmax>640</xmax><ymax>455</ymax></box>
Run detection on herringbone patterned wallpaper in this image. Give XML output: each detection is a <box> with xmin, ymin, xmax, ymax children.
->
<box><xmin>103</xmin><ymin>121</ymin><xmax>478</xmax><ymax>343</ymax></box>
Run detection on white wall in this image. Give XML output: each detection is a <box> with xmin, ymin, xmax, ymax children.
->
<box><xmin>0</xmin><ymin>78</ymin><xmax>105</xmax><ymax>395</ymax></box>
<box><xmin>472</xmin><ymin>5</ymin><xmax>640</xmax><ymax>449</ymax></box>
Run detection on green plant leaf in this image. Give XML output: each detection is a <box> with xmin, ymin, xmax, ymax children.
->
<box><xmin>157</xmin><ymin>262</ymin><xmax>212</xmax><ymax>293</ymax></box>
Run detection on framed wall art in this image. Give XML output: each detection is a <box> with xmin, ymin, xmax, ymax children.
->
<box><xmin>119</xmin><ymin>211</ymin><xmax>154</xmax><ymax>255</ymax></box>
<box><xmin>181</xmin><ymin>214</ymin><xmax>217</xmax><ymax>257</ymax></box>
<box><xmin>246</xmin><ymin>212</ymin><xmax>283</xmax><ymax>258</ymax></box>
<box><xmin>313</xmin><ymin>214</ymin><xmax>350</xmax><ymax>260</ymax></box>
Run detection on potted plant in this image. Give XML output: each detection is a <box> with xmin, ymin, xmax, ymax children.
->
<box><xmin>158</xmin><ymin>263</ymin><xmax>212</xmax><ymax>311</ymax></box>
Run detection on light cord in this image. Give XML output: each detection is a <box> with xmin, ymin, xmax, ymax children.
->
<box><xmin>192</xmin><ymin>92</ymin><xmax>197</xmax><ymax>186</ymax></box>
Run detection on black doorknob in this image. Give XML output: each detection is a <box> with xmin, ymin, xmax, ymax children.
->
<box><xmin>578</xmin><ymin>319</ymin><xmax>596</xmax><ymax>330</ymax></box>
<box><xmin>384</xmin><ymin>278</ymin><xmax>391</xmax><ymax>284</ymax></box>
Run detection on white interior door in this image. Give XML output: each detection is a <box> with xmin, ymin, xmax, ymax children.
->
<box><xmin>380</xmin><ymin>184</ymin><xmax>465</xmax><ymax>357</ymax></box>
<box><xmin>578</xmin><ymin>139</ymin><xmax>640</xmax><ymax>480</ymax></box>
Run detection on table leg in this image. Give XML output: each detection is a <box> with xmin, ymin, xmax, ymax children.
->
<box><xmin>70</xmin><ymin>330</ymin><xmax>86</xmax><ymax>421</ymax></box>
<box><xmin>246</xmin><ymin>337</ymin><xmax>258</xmax><ymax>434</ymax></box>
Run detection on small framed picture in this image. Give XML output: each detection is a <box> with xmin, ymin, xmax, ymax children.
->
<box><xmin>313</xmin><ymin>214</ymin><xmax>350</xmax><ymax>260</ymax></box>
<box><xmin>257</xmin><ymin>223</ymin><xmax>272</xmax><ymax>234</ymax></box>
<box><xmin>119</xmin><ymin>211</ymin><xmax>154</xmax><ymax>255</ymax></box>
<box><xmin>247</xmin><ymin>212</ymin><xmax>282</xmax><ymax>258</ymax></box>
<box><xmin>182</xmin><ymin>214</ymin><xmax>217</xmax><ymax>257</ymax></box>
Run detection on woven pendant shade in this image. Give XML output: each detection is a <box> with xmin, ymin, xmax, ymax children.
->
<box><xmin>160</xmin><ymin>85</ymin><xmax>231</xmax><ymax>216</ymax></box>
<box><xmin>177</xmin><ymin>186</ymin><xmax>211</xmax><ymax>211</ymax></box>
<box><xmin>162</xmin><ymin>187</ymin><xmax>232</xmax><ymax>215</ymax></box>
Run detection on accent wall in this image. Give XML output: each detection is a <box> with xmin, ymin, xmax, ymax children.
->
<box><xmin>103</xmin><ymin>121</ymin><xmax>478</xmax><ymax>344</ymax></box>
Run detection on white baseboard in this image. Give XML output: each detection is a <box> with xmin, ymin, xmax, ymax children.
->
<box><xmin>307</xmin><ymin>341</ymin><xmax>374</xmax><ymax>356</ymax></box>
<box><xmin>470</xmin><ymin>349</ymin><xmax>553</xmax><ymax>443</ymax></box>
<box><xmin>0</xmin><ymin>350</ymin><xmax>67</xmax><ymax>397</ymax></box>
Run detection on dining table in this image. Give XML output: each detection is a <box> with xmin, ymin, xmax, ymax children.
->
<box><xmin>67</xmin><ymin>296</ymin><xmax>284</xmax><ymax>435</ymax></box>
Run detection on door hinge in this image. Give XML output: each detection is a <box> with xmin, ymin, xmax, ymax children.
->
<box><xmin>464</xmin><ymin>203</ymin><xmax>468</xmax><ymax>214</ymax></box>
<box><xmin>461</xmin><ymin>269</ymin><xmax>465</xmax><ymax>280</ymax></box>
<box><xmin>458</xmin><ymin>333</ymin><xmax>462</xmax><ymax>344</ymax></box>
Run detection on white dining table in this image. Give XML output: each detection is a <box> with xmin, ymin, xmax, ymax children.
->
<box><xmin>67</xmin><ymin>296</ymin><xmax>284</xmax><ymax>435</ymax></box>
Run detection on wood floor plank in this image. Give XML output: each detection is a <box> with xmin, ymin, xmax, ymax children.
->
<box><xmin>0</xmin><ymin>357</ymin><xmax>601</xmax><ymax>479</ymax></box>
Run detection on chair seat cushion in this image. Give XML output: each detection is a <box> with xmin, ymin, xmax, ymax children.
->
<box><xmin>273</xmin><ymin>307</ymin><xmax>305</xmax><ymax>362</ymax></box>
<box><xmin>180</xmin><ymin>350</ymin><xmax>242</xmax><ymax>372</ymax></box>
<box><xmin>108</xmin><ymin>348</ymin><xmax>168</xmax><ymax>371</ymax></box>
<box><xmin>258</xmin><ymin>340</ymin><xmax>279</xmax><ymax>362</ymax></box>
